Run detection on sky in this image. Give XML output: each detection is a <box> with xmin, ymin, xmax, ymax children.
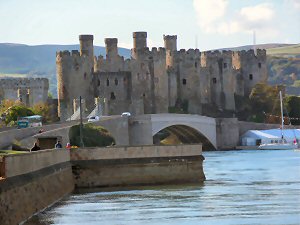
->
<box><xmin>0</xmin><ymin>0</ymin><xmax>299</xmax><ymax>50</ymax></box>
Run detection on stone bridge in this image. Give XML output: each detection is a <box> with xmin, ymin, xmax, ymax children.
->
<box><xmin>2</xmin><ymin>113</ymin><xmax>286</xmax><ymax>150</ymax></box>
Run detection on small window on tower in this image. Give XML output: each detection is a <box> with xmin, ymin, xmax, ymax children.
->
<box><xmin>212</xmin><ymin>78</ymin><xmax>217</xmax><ymax>84</ymax></box>
<box><xmin>195</xmin><ymin>62</ymin><xmax>197</xmax><ymax>68</ymax></box>
<box><xmin>115</xmin><ymin>78</ymin><xmax>118</xmax><ymax>85</ymax></box>
<box><xmin>224</xmin><ymin>63</ymin><xmax>227</xmax><ymax>68</ymax></box>
<box><xmin>84</xmin><ymin>72</ymin><xmax>87</xmax><ymax>80</ymax></box>
<box><xmin>97</xmin><ymin>79</ymin><xmax>100</xmax><ymax>86</ymax></box>
<box><xmin>182</xmin><ymin>79</ymin><xmax>187</xmax><ymax>85</ymax></box>
<box><xmin>110</xmin><ymin>92</ymin><xmax>116</xmax><ymax>100</ymax></box>
<box><xmin>258</xmin><ymin>63</ymin><xmax>261</xmax><ymax>68</ymax></box>
<box><xmin>106</xmin><ymin>79</ymin><xmax>109</xmax><ymax>86</ymax></box>
<box><xmin>249</xmin><ymin>74</ymin><xmax>253</xmax><ymax>80</ymax></box>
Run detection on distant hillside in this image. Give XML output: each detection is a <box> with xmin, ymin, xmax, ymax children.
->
<box><xmin>0</xmin><ymin>43</ymin><xmax>131</xmax><ymax>75</ymax></box>
<box><xmin>219</xmin><ymin>43</ymin><xmax>294</xmax><ymax>52</ymax></box>
<box><xmin>266</xmin><ymin>44</ymin><xmax>300</xmax><ymax>96</ymax></box>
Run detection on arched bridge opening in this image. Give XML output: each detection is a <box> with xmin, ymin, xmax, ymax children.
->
<box><xmin>153</xmin><ymin>125</ymin><xmax>215</xmax><ymax>150</ymax></box>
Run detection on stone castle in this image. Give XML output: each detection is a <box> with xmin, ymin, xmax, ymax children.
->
<box><xmin>56</xmin><ymin>32</ymin><xmax>268</xmax><ymax>121</ymax></box>
<box><xmin>0</xmin><ymin>78</ymin><xmax>49</xmax><ymax>107</ymax></box>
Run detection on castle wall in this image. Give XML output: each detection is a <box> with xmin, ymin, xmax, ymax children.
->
<box><xmin>56</xmin><ymin>31</ymin><xmax>268</xmax><ymax>119</ymax></box>
<box><xmin>232</xmin><ymin>49</ymin><xmax>267</xmax><ymax>96</ymax></box>
<box><xmin>0</xmin><ymin>78</ymin><xmax>48</xmax><ymax>107</ymax></box>
<box><xmin>152</xmin><ymin>48</ymin><xmax>168</xmax><ymax>113</ymax></box>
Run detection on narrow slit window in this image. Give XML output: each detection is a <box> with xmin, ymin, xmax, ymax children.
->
<box><xmin>115</xmin><ymin>78</ymin><xmax>118</xmax><ymax>85</ymax></box>
<box><xmin>182</xmin><ymin>79</ymin><xmax>187</xmax><ymax>85</ymax></box>
<box><xmin>106</xmin><ymin>79</ymin><xmax>109</xmax><ymax>86</ymax></box>
<box><xmin>258</xmin><ymin>63</ymin><xmax>261</xmax><ymax>68</ymax></box>
<box><xmin>212</xmin><ymin>78</ymin><xmax>217</xmax><ymax>84</ymax></box>
<box><xmin>249</xmin><ymin>74</ymin><xmax>253</xmax><ymax>80</ymax></box>
<box><xmin>224</xmin><ymin>63</ymin><xmax>227</xmax><ymax>68</ymax></box>
<box><xmin>110</xmin><ymin>92</ymin><xmax>116</xmax><ymax>100</ymax></box>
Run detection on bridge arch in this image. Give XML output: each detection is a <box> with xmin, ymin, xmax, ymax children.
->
<box><xmin>150</xmin><ymin>114</ymin><xmax>217</xmax><ymax>150</ymax></box>
<box><xmin>153</xmin><ymin>124</ymin><xmax>215</xmax><ymax>150</ymax></box>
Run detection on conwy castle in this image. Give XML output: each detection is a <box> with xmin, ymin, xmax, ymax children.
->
<box><xmin>56</xmin><ymin>32</ymin><xmax>268</xmax><ymax>121</ymax></box>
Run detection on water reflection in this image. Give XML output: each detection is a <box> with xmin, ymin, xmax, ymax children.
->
<box><xmin>26</xmin><ymin>150</ymin><xmax>300</xmax><ymax>225</ymax></box>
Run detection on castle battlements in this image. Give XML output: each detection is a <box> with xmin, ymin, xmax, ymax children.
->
<box><xmin>56</xmin><ymin>31</ymin><xmax>268</xmax><ymax>121</ymax></box>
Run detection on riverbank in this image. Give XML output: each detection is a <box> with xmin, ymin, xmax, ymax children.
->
<box><xmin>0</xmin><ymin>144</ymin><xmax>204</xmax><ymax>225</ymax></box>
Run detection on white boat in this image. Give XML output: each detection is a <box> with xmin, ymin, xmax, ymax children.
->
<box><xmin>258</xmin><ymin>91</ymin><xmax>298</xmax><ymax>150</ymax></box>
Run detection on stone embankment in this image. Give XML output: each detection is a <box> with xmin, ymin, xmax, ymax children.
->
<box><xmin>0</xmin><ymin>144</ymin><xmax>204</xmax><ymax>224</ymax></box>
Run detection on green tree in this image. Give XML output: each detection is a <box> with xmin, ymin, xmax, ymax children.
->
<box><xmin>4</xmin><ymin>105</ymin><xmax>34</xmax><ymax>125</ymax></box>
<box><xmin>248</xmin><ymin>83</ymin><xmax>283</xmax><ymax>123</ymax></box>
<box><xmin>69</xmin><ymin>124</ymin><xmax>115</xmax><ymax>147</ymax></box>
<box><xmin>285</xmin><ymin>95</ymin><xmax>300</xmax><ymax>125</ymax></box>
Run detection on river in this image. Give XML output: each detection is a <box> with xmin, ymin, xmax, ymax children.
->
<box><xmin>25</xmin><ymin>150</ymin><xmax>300</xmax><ymax>225</ymax></box>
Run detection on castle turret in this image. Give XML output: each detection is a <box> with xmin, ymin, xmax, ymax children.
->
<box><xmin>105</xmin><ymin>38</ymin><xmax>118</xmax><ymax>59</ymax></box>
<box><xmin>133</xmin><ymin>31</ymin><xmax>147</xmax><ymax>49</ymax></box>
<box><xmin>132</xmin><ymin>32</ymin><xmax>147</xmax><ymax>59</ymax></box>
<box><xmin>79</xmin><ymin>34</ymin><xmax>94</xmax><ymax>63</ymax></box>
<box><xmin>163</xmin><ymin>35</ymin><xmax>177</xmax><ymax>52</ymax></box>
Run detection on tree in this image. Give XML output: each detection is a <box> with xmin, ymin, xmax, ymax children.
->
<box><xmin>4</xmin><ymin>105</ymin><xmax>34</xmax><ymax>125</ymax></box>
<box><xmin>31</xmin><ymin>102</ymin><xmax>51</xmax><ymax>123</ymax></box>
<box><xmin>285</xmin><ymin>95</ymin><xmax>300</xmax><ymax>125</ymax></box>
<box><xmin>248</xmin><ymin>83</ymin><xmax>283</xmax><ymax>123</ymax></box>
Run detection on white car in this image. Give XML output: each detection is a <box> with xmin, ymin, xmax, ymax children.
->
<box><xmin>121</xmin><ymin>112</ymin><xmax>131</xmax><ymax>117</ymax></box>
<box><xmin>88</xmin><ymin>116</ymin><xmax>100</xmax><ymax>122</ymax></box>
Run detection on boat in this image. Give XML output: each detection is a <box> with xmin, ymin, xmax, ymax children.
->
<box><xmin>258</xmin><ymin>91</ymin><xmax>298</xmax><ymax>150</ymax></box>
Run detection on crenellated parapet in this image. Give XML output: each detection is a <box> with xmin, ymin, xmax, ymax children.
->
<box><xmin>55</xmin><ymin>31</ymin><xmax>268</xmax><ymax>120</ymax></box>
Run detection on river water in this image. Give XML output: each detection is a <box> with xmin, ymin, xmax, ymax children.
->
<box><xmin>26</xmin><ymin>150</ymin><xmax>300</xmax><ymax>225</ymax></box>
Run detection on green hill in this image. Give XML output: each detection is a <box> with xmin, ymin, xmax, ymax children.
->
<box><xmin>266</xmin><ymin>44</ymin><xmax>300</xmax><ymax>96</ymax></box>
<box><xmin>267</xmin><ymin>44</ymin><xmax>300</xmax><ymax>56</ymax></box>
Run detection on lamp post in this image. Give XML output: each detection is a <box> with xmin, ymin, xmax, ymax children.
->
<box><xmin>79</xmin><ymin>96</ymin><xmax>84</xmax><ymax>147</ymax></box>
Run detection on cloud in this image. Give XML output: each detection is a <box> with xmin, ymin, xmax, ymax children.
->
<box><xmin>286</xmin><ymin>0</ymin><xmax>300</xmax><ymax>10</ymax></box>
<box><xmin>193</xmin><ymin>0</ymin><xmax>278</xmax><ymax>37</ymax></box>
<box><xmin>193</xmin><ymin>0</ymin><xmax>228</xmax><ymax>33</ymax></box>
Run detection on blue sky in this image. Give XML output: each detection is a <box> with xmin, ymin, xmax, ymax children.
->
<box><xmin>0</xmin><ymin>0</ymin><xmax>299</xmax><ymax>50</ymax></box>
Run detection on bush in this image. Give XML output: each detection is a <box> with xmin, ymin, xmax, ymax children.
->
<box><xmin>69</xmin><ymin>124</ymin><xmax>115</xmax><ymax>147</ymax></box>
<box><xmin>4</xmin><ymin>105</ymin><xmax>34</xmax><ymax>125</ymax></box>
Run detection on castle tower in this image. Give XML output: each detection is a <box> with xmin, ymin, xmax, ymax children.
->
<box><xmin>105</xmin><ymin>38</ymin><xmax>118</xmax><ymax>59</ymax></box>
<box><xmin>164</xmin><ymin>35</ymin><xmax>178</xmax><ymax>107</ymax></box>
<box><xmin>79</xmin><ymin>34</ymin><xmax>94</xmax><ymax>63</ymax></box>
<box><xmin>163</xmin><ymin>35</ymin><xmax>177</xmax><ymax>51</ymax></box>
<box><xmin>132</xmin><ymin>32</ymin><xmax>147</xmax><ymax>59</ymax></box>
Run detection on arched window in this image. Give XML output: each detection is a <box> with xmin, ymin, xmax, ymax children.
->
<box><xmin>115</xmin><ymin>78</ymin><xmax>118</xmax><ymax>85</ymax></box>
<box><xmin>212</xmin><ymin>78</ymin><xmax>217</xmax><ymax>84</ymax></box>
<box><xmin>107</xmin><ymin>79</ymin><xmax>109</xmax><ymax>86</ymax></box>
<box><xmin>182</xmin><ymin>79</ymin><xmax>187</xmax><ymax>85</ymax></box>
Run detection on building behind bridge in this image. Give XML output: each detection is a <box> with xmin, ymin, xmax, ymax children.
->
<box><xmin>56</xmin><ymin>32</ymin><xmax>268</xmax><ymax>121</ymax></box>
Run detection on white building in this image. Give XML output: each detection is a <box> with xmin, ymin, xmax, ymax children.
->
<box><xmin>241</xmin><ymin>129</ymin><xmax>300</xmax><ymax>146</ymax></box>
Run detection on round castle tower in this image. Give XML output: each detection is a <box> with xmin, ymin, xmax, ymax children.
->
<box><xmin>105</xmin><ymin>38</ymin><xmax>118</xmax><ymax>59</ymax></box>
<box><xmin>164</xmin><ymin>35</ymin><xmax>177</xmax><ymax>52</ymax></box>
<box><xmin>132</xmin><ymin>32</ymin><xmax>147</xmax><ymax>59</ymax></box>
<box><xmin>79</xmin><ymin>34</ymin><xmax>94</xmax><ymax>63</ymax></box>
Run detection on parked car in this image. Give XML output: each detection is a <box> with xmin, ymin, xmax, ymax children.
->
<box><xmin>88</xmin><ymin>116</ymin><xmax>100</xmax><ymax>122</ymax></box>
<box><xmin>121</xmin><ymin>112</ymin><xmax>131</xmax><ymax>117</ymax></box>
